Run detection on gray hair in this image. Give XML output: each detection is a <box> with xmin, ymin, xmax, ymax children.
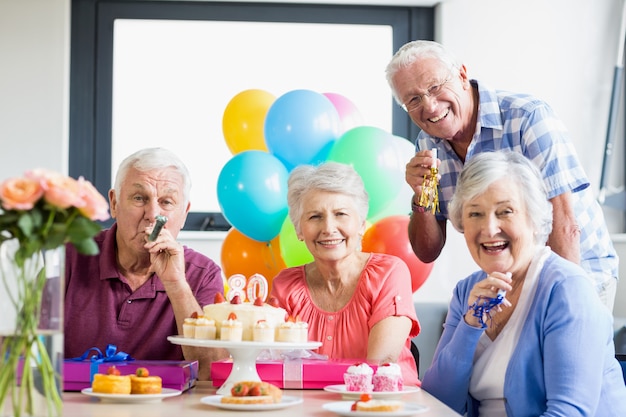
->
<box><xmin>287</xmin><ymin>162</ymin><xmax>368</xmax><ymax>233</ymax></box>
<box><xmin>448</xmin><ymin>151</ymin><xmax>553</xmax><ymax>245</ymax></box>
<box><xmin>385</xmin><ymin>40</ymin><xmax>461</xmax><ymax>106</ymax></box>
<box><xmin>113</xmin><ymin>147</ymin><xmax>192</xmax><ymax>205</ymax></box>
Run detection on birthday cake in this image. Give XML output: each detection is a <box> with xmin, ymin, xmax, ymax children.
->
<box><xmin>203</xmin><ymin>295</ymin><xmax>287</xmax><ymax>341</ymax></box>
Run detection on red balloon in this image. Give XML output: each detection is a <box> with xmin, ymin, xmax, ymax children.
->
<box><xmin>220</xmin><ymin>228</ymin><xmax>286</xmax><ymax>294</ymax></box>
<box><xmin>361</xmin><ymin>215</ymin><xmax>434</xmax><ymax>292</ymax></box>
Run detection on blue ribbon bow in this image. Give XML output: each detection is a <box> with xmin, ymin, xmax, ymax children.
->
<box><xmin>69</xmin><ymin>344</ymin><xmax>134</xmax><ymax>382</ymax></box>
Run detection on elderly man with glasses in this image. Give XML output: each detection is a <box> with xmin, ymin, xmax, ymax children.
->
<box><xmin>386</xmin><ymin>40</ymin><xmax>618</xmax><ymax>312</ymax></box>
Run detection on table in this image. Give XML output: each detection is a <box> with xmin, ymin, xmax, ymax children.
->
<box><xmin>60</xmin><ymin>382</ymin><xmax>462</xmax><ymax>417</ymax></box>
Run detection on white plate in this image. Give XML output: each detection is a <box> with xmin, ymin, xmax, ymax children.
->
<box><xmin>323</xmin><ymin>384</ymin><xmax>421</xmax><ymax>400</ymax></box>
<box><xmin>322</xmin><ymin>401</ymin><xmax>428</xmax><ymax>416</ymax></box>
<box><xmin>200</xmin><ymin>394</ymin><xmax>303</xmax><ymax>410</ymax></box>
<box><xmin>167</xmin><ymin>335</ymin><xmax>321</xmax><ymax>350</ymax></box>
<box><xmin>81</xmin><ymin>388</ymin><xmax>182</xmax><ymax>403</ymax></box>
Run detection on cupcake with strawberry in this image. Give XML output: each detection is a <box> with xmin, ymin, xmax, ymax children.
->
<box><xmin>373</xmin><ymin>362</ymin><xmax>403</xmax><ymax>392</ymax></box>
<box><xmin>220</xmin><ymin>312</ymin><xmax>243</xmax><ymax>341</ymax></box>
<box><xmin>343</xmin><ymin>362</ymin><xmax>374</xmax><ymax>392</ymax></box>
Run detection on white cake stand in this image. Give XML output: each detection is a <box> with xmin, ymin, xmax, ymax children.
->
<box><xmin>167</xmin><ymin>336</ymin><xmax>322</xmax><ymax>395</ymax></box>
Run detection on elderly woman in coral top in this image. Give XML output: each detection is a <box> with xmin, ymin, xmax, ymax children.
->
<box><xmin>270</xmin><ymin>162</ymin><xmax>420</xmax><ymax>386</ymax></box>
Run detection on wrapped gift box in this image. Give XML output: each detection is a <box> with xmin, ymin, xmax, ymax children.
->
<box><xmin>63</xmin><ymin>360</ymin><xmax>198</xmax><ymax>392</ymax></box>
<box><xmin>211</xmin><ymin>358</ymin><xmax>378</xmax><ymax>389</ymax></box>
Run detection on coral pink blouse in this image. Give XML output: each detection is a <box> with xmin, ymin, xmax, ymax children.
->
<box><xmin>270</xmin><ymin>253</ymin><xmax>420</xmax><ymax>386</ymax></box>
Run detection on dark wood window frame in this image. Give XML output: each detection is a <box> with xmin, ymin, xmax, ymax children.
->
<box><xmin>69</xmin><ymin>0</ymin><xmax>434</xmax><ymax>230</ymax></box>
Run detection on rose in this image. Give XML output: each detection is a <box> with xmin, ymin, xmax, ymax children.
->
<box><xmin>77</xmin><ymin>177</ymin><xmax>110</xmax><ymax>221</ymax></box>
<box><xmin>0</xmin><ymin>176</ymin><xmax>44</xmax><ymax>210</ymax></box>
<box><xmin>26</xmin><ymin>169</ymin><xmax>84</xmax><ymax>209</ymax></box>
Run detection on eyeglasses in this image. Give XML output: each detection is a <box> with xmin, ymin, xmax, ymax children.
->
<box><xmin>401</xmin><ymin>76</ymin><xmax>453</xmax><ymax>112</ymax></box>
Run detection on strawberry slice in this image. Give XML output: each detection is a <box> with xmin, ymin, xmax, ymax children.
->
<box><xmin>227</xmin><ymin>312</ymin><xmax>238</xmax><ymax>321</ymax></box>
<box><xmin>360</xmin><ymin>393</ymin><xmax>372</xmax><ymax>402</ymax></box>
<box><xmin>230</xmin><ymin>294</ymin><xmax>242</xmax><ymax>304</ymax></box>
<box><xmin>253</xmin><ymin>297</ymin><xmax>264</xmax><ymax>306</ymax></box>
<box><xmin>214</xmin><ymin>293</ymin><xmax>225</xmax><ymax>303</ymax></box>
<box><xmin>106</xmin><ymin>366</ymin><xmax>120</xmax><ymax>376</ymax></box>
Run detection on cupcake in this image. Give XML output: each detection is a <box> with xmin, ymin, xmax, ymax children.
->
<box><xmin>220</xmin><ymin>312</ymin><xmax>243</xmax><ymax>341</ymax></box>
<box><xmin>344</xmin><ymin>363</ymin><xmax>374</xmax><ymax>392</ymax></box>
<box><xmin>294</xmin><ymin>320</ymin><xmax>308</xmax><ymax>342</ymax></box>
<box><xmin>276</xmin><ymin>321</ymin><xmax>297</xmax><ymax>342</ymax></box>
<box><xmin>194</xmin><ymin>316</ymin><xmax>217</xmax><ymax>340</ymax></box>
<box><xmin>182</xmin><ymin>316</ymin><xmax>196</xmax><ymax>338</ymax></box>
<box><xmin>276</xmin><ymin>316</ymin><xmax>308</xmax><ymax>342</ymax></box>
<box><xmin>373</xmin><ymin>363</ymin><xmax>403</xmax><ymax>392</ymax></box>
<box><xmin>252</xmin><ymin>319</ymin><xmax>274</xmax><ymax>342</ymax></box>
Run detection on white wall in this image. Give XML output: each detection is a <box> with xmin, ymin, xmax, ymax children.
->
<box><xmin>1</xmin><ymin>0</ymin><xmax>625</xmax><ymax>311</ymax></box>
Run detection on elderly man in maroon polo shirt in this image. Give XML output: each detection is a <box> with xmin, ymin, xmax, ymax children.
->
<box><xmin>64</xmin><ymin>147</ymin><xmax>226</xmax><ymax>380</ymax></box>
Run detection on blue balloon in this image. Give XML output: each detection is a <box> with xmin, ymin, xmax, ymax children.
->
<box><xmin>264</xmin><ymin>89</ymin><xmax>341</xmax><ymax>170</ymax></box>
<box><xmin>217</xmin><ymin>151</ymin><xmax>289</xmax><ymax>242</ymax></box>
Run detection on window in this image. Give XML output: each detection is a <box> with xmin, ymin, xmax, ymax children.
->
<box><xmin>70</xmin><ymin>0</ymin><xmax>434</xmax><ymax>230</ymax></box>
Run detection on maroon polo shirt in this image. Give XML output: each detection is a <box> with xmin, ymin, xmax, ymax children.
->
<box><xmin>64</xmin><ymin>224</ymin><xmax>223</xmax><ymax>360</ymax></box>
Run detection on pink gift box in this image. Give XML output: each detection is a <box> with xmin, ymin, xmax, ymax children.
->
<box><xmin>211</xmin><ymin>358</ymin><xmax>378</xmax><ymax>389</ymax></box>
<box><xmin>63</xmin><ymin>360</ymin><xmax>198</xmax><ymax>392</ymax></box>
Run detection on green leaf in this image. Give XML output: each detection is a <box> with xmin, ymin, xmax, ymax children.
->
<box><xmin>69</xmin><ymin>237</ymin><xmax>99</xmax><ymax>255</ymax></box>
<box><xmin>67</xmin><ymin>215</ymin><xmax>102</xmax><ymax>240</ymax></box>
<box><xmin>16</xmin><ymin>212</ymin><xmax>35</xmax><ymax>237</ymax></box>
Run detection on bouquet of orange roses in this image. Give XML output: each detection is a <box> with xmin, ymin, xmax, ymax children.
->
<box><xmin>0</xmin><ymin>169</ymin><xmax>109</xmax><ymax>417</ymax></box>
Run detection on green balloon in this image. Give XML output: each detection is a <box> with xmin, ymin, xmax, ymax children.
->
<box><xmin>327</xmin><ymin>126</ymin><xmax>404</xmax><ymax>219</ymax></box>
<box><xmin>279</xmin><ymin>217</ymin><xmax>314</xmax><ymax>267</ymax></box>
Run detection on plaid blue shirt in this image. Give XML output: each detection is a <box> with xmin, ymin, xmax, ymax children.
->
<box><xmin>415</xmin><ymin>79</ymin><xmax>618</xmax><ymax>287</ymax></box>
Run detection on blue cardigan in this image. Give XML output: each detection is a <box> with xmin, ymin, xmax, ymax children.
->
<box><xmin>421</xmin><ymin>252</ymin><xmax>626</xmax><ymax>416</ymax></box>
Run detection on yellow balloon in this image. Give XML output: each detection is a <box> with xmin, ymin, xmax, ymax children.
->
<box><xmin>222</xmin><ymin>89</ymin><xmax>275</xmax><ymax>155</ymax></box>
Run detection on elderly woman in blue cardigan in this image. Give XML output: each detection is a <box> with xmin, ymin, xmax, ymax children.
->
<box><xmin>421</xmin><ymin>151</ymin><xmax>626</xmax><ymax>416</ymax></box>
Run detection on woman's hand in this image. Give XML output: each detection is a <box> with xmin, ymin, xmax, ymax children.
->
<box><xmin>464</xmin><ymin>272</ymin><xmax>513</xmax><ymax>328</ymax></box>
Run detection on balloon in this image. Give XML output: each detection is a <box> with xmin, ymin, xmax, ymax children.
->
<box><xmin>362</xmin><ymin>215</ymin><xmax>434</xmax><ymax>292</ymax></box>
<box><xmin>322</xmin><ymin>92</ymin><xmax>364</xmax><ymax>134</ymax></box>
<box><xmin>327</xmin><ymin>126</ymin><xmax>404</xmax><ymax>220</ymax></box>
<box><xmin>264</xmin><ymin>89</ymin><xmax>341</xmax><ymax>170</ymax></box>
<box><xmin>217</xmin><ymin>150</ymin><xmax>289</xmax><ymax>242</ymax></box>
<box><xmin>222</xmin><ymin>89</ymin><xmax>275</xmax><ymax>154</ymax></box>
<box><xmin>367</xmin><ymin>136</ymin><xmax>416</xmax><ymax>223</ymax></box>
<box><xmin>278</xmin><ymin>217</ymin><xmax>313</xmax><ymax>267</ymax></box>
<box><xmin>220</xmin><ymin>228</ymin><xmax>286</xmax><ymax>291</ymax></box>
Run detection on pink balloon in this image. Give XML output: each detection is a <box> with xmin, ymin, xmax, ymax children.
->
<box><xmin>323</xmin><ymin>92</ymin><xmax>364</xmax><ymax>134</ymax></box>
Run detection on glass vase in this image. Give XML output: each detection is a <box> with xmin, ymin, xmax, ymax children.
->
<box><xmin>0</xmin><ymin>241</ymin><xmax>64</xmax><ymax>417</ymax></box>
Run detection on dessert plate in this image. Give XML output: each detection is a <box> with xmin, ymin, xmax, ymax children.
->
<box><xmin>200</xmin><ymin>394</ymin><xmax>303</xmax><ymax>410</ymax></box>
<box><xmin>323</xmin><ymin>384</ymin><xmax>421</xmax><ymax>400</ymax></box>
<box><xmin>322</xmin><ymin>401</ymin><xmax>428</xmax><ymax>416</ymax></box>
<box><xmin>81</xmin><ymin>388</ymin><xmax>182</xmax><ymax>403</ymax></box>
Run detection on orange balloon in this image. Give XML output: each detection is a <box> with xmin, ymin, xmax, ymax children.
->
<box><xmin>220</xmin><ymin>227</ymin><xmax>286</xmax><ymax>294</ymax></box>
<box><xmin>361</xmin><ymin>215</ymin><xmax>434</xmax><ymax>293</ymax></box>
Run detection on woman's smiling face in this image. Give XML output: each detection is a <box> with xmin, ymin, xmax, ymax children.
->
<box><xmin>461</xmin><ymin>178</ymin><xmax>536</xmax><ymax>276</ymax></box>
<box><xmin>297</xmin><ymin>189</ymin><xmax>365</xmax><ymax>263</ymax></box>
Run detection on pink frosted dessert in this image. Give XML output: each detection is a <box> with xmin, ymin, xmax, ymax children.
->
<box><xmin>343</xmin><ymin>363</ymin><xmax>374</xmax><ymax>392</ymax></box>
<box><xmin>373</xmin><ymin>363</ymin><xmax>403</xmax><ymax>392</ymax></box>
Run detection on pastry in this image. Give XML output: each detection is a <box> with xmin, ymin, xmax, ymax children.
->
<box><xmin>130</xmin><ymin>367</ymin><xmax>162</xmax><ymax>394</ymax></box>
<box><xmin>344</xmin><ymin>362</ymin><xmax>374</xmax><ymax>392</ymax></box>
<box><xmin>203</xmin><ymin>294</ymin><xmax>288</xmax><ymax>341</ymax></box>
<box><xmin>220</xmin><ymin>381</ymin><xmax>282</xmax><ymax>404</ymax></box>
<box><xmin>91</xmin><ymin>366</ymin><xmax>131</xmax><ymax>394</ymax></box>
<box><xmin>220</xmin><ymin>312</ymin><xmax>243</xmax><ymax>341</ymax></box>
<box><xmin>194</xmin><ymin>316</ymin><xmax>217</xmax><ymax>340</ymax></box>
<box><xmin>252</xmin><ymin>319</ymin><xmax>275</xmax><ymax>342</ymax></box>
<box><xmin>355</xmin><ymin>399</ymin><xmax>404</xmax><ymax>412</ymax></box>
<box><xmin>373</xmin><ymin>362</ymin><xmax>403</xmax><ymax>392</ymax></box>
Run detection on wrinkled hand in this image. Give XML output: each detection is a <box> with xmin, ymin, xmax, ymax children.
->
<box><xmin>464</xmin><ymin>271</ymin><xmax>513</xmax><ymax>328</ymax></box>
<box><xmin>144</xmin><ymin>225</ymin><xmax>186</xmax><ymax>286</ymax></box>
<box><xmin>405</xmin><ymin>150</ymin><xmax>440</xmax><ymax>197</ymax></box>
